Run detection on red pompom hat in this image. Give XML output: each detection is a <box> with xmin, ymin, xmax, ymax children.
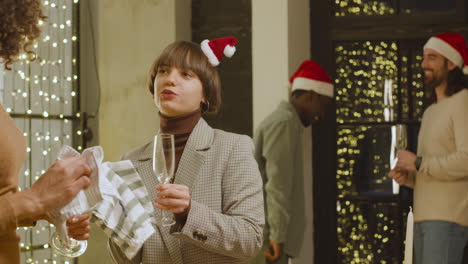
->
<box><xmin>424</xmin><ymin>33</ymin><xmax>468</xmax><ymax>74</ymax></box>
<box><xmin>201</xmin><ymin>36</ymin><xmax>238</xmax><ymax>66</ymax></box>
<box><xmin>290</xmin><ymin>60</ymin><xmax>334</xmax><ymax>98</ymax></box>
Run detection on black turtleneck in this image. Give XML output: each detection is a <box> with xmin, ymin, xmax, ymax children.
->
<box><xmin>158</xmin><ymin>109</ymin><xmax>201</xmax><ymax>175</ymax></box>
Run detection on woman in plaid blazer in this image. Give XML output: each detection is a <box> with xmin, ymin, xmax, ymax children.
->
<box><xmin>109</xmin><ymin>38</ymin><xmax>264</xmax><ymax>264</ymax></box>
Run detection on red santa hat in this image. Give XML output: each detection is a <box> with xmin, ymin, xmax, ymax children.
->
<box><xmin>424</xmin><ymin>33</ymin><xmax>468</xmax><ymax>74</ymax></box>
<box><xmin>290</xmin><ymin>60</ymin><xmax>334</xmax><ymax>98</ymax></box>
<box><xmin>200</xmin><ymin>36</ymin><xmax>238</xmax><ymax>66</ymax></box>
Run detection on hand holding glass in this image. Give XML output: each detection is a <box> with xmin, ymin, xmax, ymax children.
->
<box><xmin>395</xmin><ymin>124</ymin><xmax>407</xmax><ymax>151</ymax></box>
<box><xmin>50</xmin><ymin>215</ymin><xmax>88</xmax><ymax>258</ymax></box>
<box><xmin>152</xmin><ymin>133</ymin><xmax>176</xmax><ymax>227</ymax></box>
<box><xmin>391</xmin><ymin>124</ymin><xmax>408</xmax><ymax>194</ymax></box>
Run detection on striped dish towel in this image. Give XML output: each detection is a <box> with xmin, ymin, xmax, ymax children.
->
<box><xmin>47</xmin><ymin>146</ymin><xmax>106</xmax><ymax>245</ymax></box>
<box><xmin>92</xmin><ymin>159</ymin><xmax>155</xmax><ymax>260</ymax></box>
<box><xmin>47</xmin><ymin>145</ymin><xmax>155</xmax><ymax>259</ymax></box>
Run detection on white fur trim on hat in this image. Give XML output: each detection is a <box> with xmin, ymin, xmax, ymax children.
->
<box><xmin>291</xmin><ymin>77</ymin><xmax>334</xmax><ymax>97</ymax></box>
<box><xmin>223</xmin><ymin>45</ymin><xmax>236</xmax><ymax>57</ymax></box>
<box><xmin>200</xmin><ymin>39</ymin><xmax>220</xmax><ymax>66</ymax></box>
<box><xmin>424</xmin><ymin>37</ymin><xmax>464</xmax><ymax>68</ymax></box>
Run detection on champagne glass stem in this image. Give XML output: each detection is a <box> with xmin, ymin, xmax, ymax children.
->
<box><xmin>51</xmin><ymin>231</ymin><xmax>87</xmax><ymax>257</ymax></box>
<box><xmin>153</xmin><ymin>133</ymin><xmax>176</xmax><ymax>227</ymax></box>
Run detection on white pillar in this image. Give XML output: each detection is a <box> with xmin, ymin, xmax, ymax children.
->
<box><xmin>252</xmin><ymin>0</ymin><xmax>289</xmax><ymax>130</ymax></box>
<box><xmin>252</xmin><ymin>0</ymin><xmax>313</xmax><ymax>263</ymax></box>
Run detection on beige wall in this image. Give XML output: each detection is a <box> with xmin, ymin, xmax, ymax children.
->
<box><xmin>252</xmin><ymin>0</ymin><xmax>313</xmax><ymax>263</ymax></box>
<box><xmin>252</xmin><ymin>0</ymin><xmax>311</xmax><ymax>130</ymax></box>
<box><xmin>97</xmin><ymin>0</ymin><xmax>176</xmax><ymax>163</ymax></box>
<box><xmin>252</xmin><ymin>0</ymin><xmax>289</xmax><ymax>130</ymax></box>
<box><xmin>79</xmin><ymin>0</ymin><xmax>190</xmax><ymax>262</ymax></box>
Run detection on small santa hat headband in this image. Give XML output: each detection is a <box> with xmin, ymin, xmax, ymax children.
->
<box><xmin>201</xmin><ymin>36</ymin><xmax>238</xmax><ymax>66</ymax></box>
<box><xmin>290</xmin><ymin>60</ymin><xmax>334</xmax><ymax>98</ymax></box>
<box><xmin>424</xmin><ymin>33</ymin><xmax>468</xmax><ymax>74</ymax></box>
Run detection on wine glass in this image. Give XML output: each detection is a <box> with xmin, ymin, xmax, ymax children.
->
<box><xmin>395</xmin><ymin>124</ymin><xmax>407</xmax><ymax>151</ymax></box>
<box><xmin>390</xmin><ymin>124</ymin><xmax>408</xmax><ymax>194</ymax></box>
<box><xmin>152</xmin><ymin>133</ymin><xmax>176</xmax><ymax>227</ymax></box>
<box><xmin>50</xmin><ymin>220</ymin><xmax>88</xmax><ymax>258</ymax></box>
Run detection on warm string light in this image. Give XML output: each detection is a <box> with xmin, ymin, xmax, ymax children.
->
<box><xmin>337</xmin><ymin>200</ymin><xmax>400</xmax><ymax>264</ymax></box>
<box><xmin>3</xmin><ymin>0</ymin><xmax>79</xmax><ymax>262</ymax></box>
<box><xmin>400</xmin><ymin>54</ymin><xmax>425</xmax><ymax>121</ymax></box>
<box><xmin>335</xmin><ymin>40</ymin><xmax>425</xmax><ymax>263</ymax></box>
<box><xmin>335</xmin><ymin>0</ymin><xmax>396</xmax><ymax>16</ymax></box>
<box><xmin>335</xmin><ymin>41</ymin><xmax>399</xmax><ymax>124</ymax></box>
<box><xmin>410</xmin><ymin>55</ymin><xmax>425</xmax><ymax>120</ymax></box>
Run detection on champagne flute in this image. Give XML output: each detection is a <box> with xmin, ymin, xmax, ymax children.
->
<box><xmin>395</xmin><ymin>124</ymin><xmax>407</xmax><ymax>151</ymax></box>
<box><xmin>152</xmin><ymin>133</ymin><xmax>176</xmax><ymax>227</ymax></box>
<box><xmin>50</xmin><ymin>219</ymin><xmax>88</xmax><ymax>258</ymax></box>
<box><xmin>391</xmin><ymin>124</ymin><xmax>408</xmax><ymax>194</ymax></box>
<box><xmin>48</xmin><ymin>147</ymin><xmax>97</xmax><ymax>258</ymax></box>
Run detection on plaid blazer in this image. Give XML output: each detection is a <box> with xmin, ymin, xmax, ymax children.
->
<box><xmin>109</xmin><ymin>118</ymin><xmax>264</xmax><ymax>264</ymax></box>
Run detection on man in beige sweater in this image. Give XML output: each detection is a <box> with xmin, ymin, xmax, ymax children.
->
<box><xmin>389</xmin><ymin>33</ymin><xmax>468</xmax><ymax>264</ymax></box>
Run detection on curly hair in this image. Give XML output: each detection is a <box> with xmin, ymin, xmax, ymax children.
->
<box><xmin>0</xmin><ymin>0</ymin><xmax>46</xmax><ymax>70</ymax></box>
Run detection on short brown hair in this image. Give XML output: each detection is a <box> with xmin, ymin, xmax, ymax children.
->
<box><xmin>147</xmin><ymin>41</ymin><xmax>222</xmax><ymax>113</ymax></box>
<box><xmin>0</xmin><ymin>0</ymin><xmax>46</xmax><ymax>70</ymax></box>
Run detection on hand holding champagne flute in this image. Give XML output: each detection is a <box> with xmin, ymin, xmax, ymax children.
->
<box><xmin>390</xmin><ymin>124</ymin><xmax>408</xmax><ymax>194</ymax></box>
<box><xmin>395</xmin><ymin>124</ymin><xmax>407</xmax><ymax>151</ymax></box>
<box><xmin>152</xmin><ymin>133</ymin><xmax>176</xmax><ymax>227</ymax></box>
<box><xmin>389</xmin><ymin>124</ymin><xmax>419</xmax><ymax>187</ymax></box>
<box><xmin>50</xmin><ymin>213</ymin><xmax>91</xmax><ymax>258</ymax></box>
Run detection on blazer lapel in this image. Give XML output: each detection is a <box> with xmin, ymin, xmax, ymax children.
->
<box><xmin>173</xmin><ymin>118</ymin><xmax>213</xmax><ymax>190</ymax></box>
<box><xmin>134</xmin><ymin>118</ymin><xmax>213</xmax><ymax>264</ymax></box>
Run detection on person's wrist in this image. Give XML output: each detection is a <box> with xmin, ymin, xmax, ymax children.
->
<box><xmin>26</xmin><ymin>187</ymin><xmax>48</xmax><ymax>218</ymax></box>
<box><xmin>175</xmin><ymin>200</ymin><xmax>191</xmax><ymax>222</ymax></box>
<box><xmin>415</xmin><ymin>156</ymin><xmax>422</xmax><ymax>171</ymax></box>
<box><xmin>9</xmin><ymin>189</ymin><xmax>44</xmax><ymax>224</ymax></box>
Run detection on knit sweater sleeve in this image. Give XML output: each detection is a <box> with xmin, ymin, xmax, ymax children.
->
<box><xmin>419</xmin><ymin>91</ymin><xmax>468</xmax><ymax>181</ymax></box>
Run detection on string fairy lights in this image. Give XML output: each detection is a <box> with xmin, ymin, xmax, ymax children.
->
<box><xmin>2</xmin><ymin>0</ymin><xmax>80</xmax><ymax>263</ymax></box>
<box><xmin>334</xmin><ymin>0</ymin><xmax>396</xmax><ymax>17</ymax></box>
<box><xmin>334</xmin><ymin>38</ymin><xmax>425</xmax><ymax>263</ymax></box>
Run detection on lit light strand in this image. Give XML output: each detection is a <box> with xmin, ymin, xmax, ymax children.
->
<box><xmin>4</xmin><ymin>1</ymin><xmax>79</xmax><ymax>262</ymax></box>
<box><xmin>335</xmin><ymin>40</ymin><xmax>425</xmax><ymax>263</ymax></box>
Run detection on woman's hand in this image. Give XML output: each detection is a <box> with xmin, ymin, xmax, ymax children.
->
<box><xmin>396</xmin><ymin>150</ymin><xmax>417</xmax><ymax>172</ymax></box>
<box><xmin>155</xmin><ymin>184</ymin><xmax>191</xmax><ymax>216</ymax></box>
<box><xmin>66</xmin><ymin>213</ymin><xmax>91</xmax><ymax>241</ymax></box>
